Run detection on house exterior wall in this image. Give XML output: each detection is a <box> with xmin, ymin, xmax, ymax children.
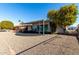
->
<box><xmin>15</xmin><ymin>20</ymin><xmax>51</xmax><ymax>33</ymax></box>
<box><xmin>27</xmin><ymin>26</ymin><xmax>32</xmax><ymax>31</ymax></box>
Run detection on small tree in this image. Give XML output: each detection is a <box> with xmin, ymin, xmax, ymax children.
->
<box><xmin>47</xmin><ymin>10</ymin><xmax>59</xmax><ymax>33</ymax></box>
<box><xmin>59</xmin><ymin>4</ymin><xmax>78</xmax><ymax>27</ymax></box>
<box><xmin>0</xmin><ymin>20</ymin><xmax>14</xmax><ymax>29</ymax></box>
<box><xmin>47</xmin><ymin>4</ymin><xmax>78</xmax><ymax>33</ymax></box>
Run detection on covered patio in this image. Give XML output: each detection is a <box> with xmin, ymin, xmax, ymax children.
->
<box><xmin>15</xmin><ymin>20</ymin><xmax>51</xmax><ymax>34</ymax></box>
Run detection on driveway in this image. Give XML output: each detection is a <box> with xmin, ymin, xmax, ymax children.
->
<box><xmin>0</xmin><ymin>32</ymin><xmax>55</xmax><ymax>55</ymax></box>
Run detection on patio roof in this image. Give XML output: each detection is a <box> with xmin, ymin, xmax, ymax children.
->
<box><xmin>21</xmin><ymin>20</ymin><xmax>49</xmax><ymax>24</ymax></box>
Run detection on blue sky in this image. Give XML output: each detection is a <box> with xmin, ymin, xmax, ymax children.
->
<box><xmin>0</xmin><ymin>3</ymin><xmax>79</xmax><ymax>26</ymax></box>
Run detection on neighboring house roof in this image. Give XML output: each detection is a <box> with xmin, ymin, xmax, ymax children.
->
<box><xmin>67</xmin><ymin>26</ymin><xmax>77</xmax><ymax>30</ymax></box>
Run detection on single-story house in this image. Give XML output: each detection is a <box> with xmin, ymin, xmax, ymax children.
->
<box><xmin>15</xmin><ymin>20</ymin><xmax>51</xmax><ymax>34</ymax></box>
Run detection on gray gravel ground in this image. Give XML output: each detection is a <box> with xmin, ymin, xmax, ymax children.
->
<box><xmin>0</xmin><ymin>32</ymin><xmax>55</xmax><ymax>55</ymax></box>
<box><xmin>0</xmin><ymin>32</ymin><xmax>79</xmax><ymax>55</ymax></box>
<box><xmin>19</xmin><ymin>34</ymin><xmax>79</xmax><ymax>55</ymax></box>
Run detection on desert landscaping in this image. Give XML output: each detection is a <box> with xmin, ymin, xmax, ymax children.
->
<box><xmin>19</xmin><ymin>34</ymin><xmax>79</xmax><ymax>55</ymax></box>
<box><xmin>0</xmin><ymin>31</ymin><xmax>79</xmax><ymax>55</ymax></box>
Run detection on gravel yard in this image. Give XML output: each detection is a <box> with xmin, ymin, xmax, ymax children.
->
<box><xmin>0</xmin><ymin>32</ymin><xmax>55</xmax><ymax>55</ymax></box>
<box><xmin>19</xmin><ymin>34</ymin><xmax>79</xmax><ymax>55</ymax></box>
<box><xmin>0</xmin><ymin>32</ymin><xmax>78</xmax><ymax>55</ymax></box>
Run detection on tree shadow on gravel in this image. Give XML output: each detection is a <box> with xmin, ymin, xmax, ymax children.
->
<box><xmin>75</xmin><ymin>34</ymin><xmax>79</xmax><ymax>43</ymax></box>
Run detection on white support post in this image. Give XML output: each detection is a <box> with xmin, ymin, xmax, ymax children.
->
<box><xmin>43</xmin><ymin>19</ymin><xmax>44</xmax><ymax>35</ymax></box>
<box><xmin>39</xmin><ymin>22</ymin><xmax>40</xmax><ymax>34</ymax></box>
